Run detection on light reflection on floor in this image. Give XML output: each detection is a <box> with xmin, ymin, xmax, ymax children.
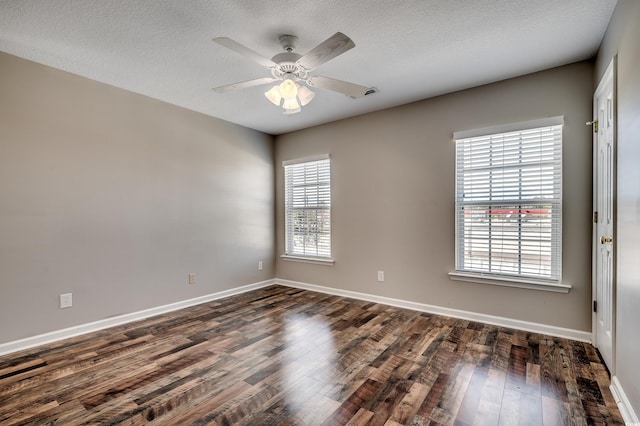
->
<box><xmin>281</xmin><ymin>313</ymin><xmax>337</xmax><ymax>409</ymax></box>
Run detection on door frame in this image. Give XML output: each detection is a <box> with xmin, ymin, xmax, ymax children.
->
<box><xmin>591</xmin><ymin>57</ymin><xmax>616</xmax><ymax>371</ymax></box>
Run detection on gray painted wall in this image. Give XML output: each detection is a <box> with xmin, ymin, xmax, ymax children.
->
<box><xmin>275</xmin><ymin>61</ymin><xmax>594</xmax><ymax>332</ymax></box>
<box><xmin>0</xmin><ymin>52</ymin><xmax>275</xmax><ymax>344</ymax></box>
<box><xmin>596</xmin><ymin>0</ymin><xmax>640</xmax><ymax>416</ymax></box>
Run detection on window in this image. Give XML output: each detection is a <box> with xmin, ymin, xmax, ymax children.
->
<box><xmin>453</xmin><ymin>117</ymin><xmax>563</xmax><ymax>287</ymax></box>
<box><xmin>283</xmin><ymin>155</ymin><xmax>332</xmax><ymax>260</ymax></box>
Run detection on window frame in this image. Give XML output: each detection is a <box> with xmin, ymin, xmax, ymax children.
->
<box><xmin>449</xmin><ymin>117</ymin><xmax>570</xmax><ymax>293</ymax></box>
<box><xmin>281</xmin><ymin>154</ymin><xmax>334</xmax><ymax>265</ymax></box>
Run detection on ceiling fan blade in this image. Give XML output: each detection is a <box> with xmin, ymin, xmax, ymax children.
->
<box><xmin>212</xmin><ymin>37</ymin><xmax>277</xmax><ymax>69</ymax></box>
<box><xmin>212</xmin><ymin>77</ymin><xmax>278</xmax><ymax>93</ymax></box>
<box><xmin>296</xmin><ymin>32</ymin><xmax>355</xmax><ymax>71</ymax></box>
<box><xmin>307</xmin><ymin>75</ymin><xmax>368</xmax><ymax>98</ymax></box>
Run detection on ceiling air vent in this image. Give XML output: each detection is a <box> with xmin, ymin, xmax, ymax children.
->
<box><xmin>351</xmin><ymin>87</ymin><xmax>377</xmax><ymax>99</ymax></box>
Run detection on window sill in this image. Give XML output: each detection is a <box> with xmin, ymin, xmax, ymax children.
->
<box><xmin>281</xmin><ymin>255</ymin><xmax>335</xmax><ymax>266</ymax></box>
<box><xmin>448</xmin><ymin>271</ymin><xmax>571</xmax><ymax>293</ymax></box>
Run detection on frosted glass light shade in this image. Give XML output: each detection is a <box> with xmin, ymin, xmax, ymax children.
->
<box><xmin>282</xmin><ymin>97</ymin><xmax>300</xmax><ymax>110</ymax></box>
<box><xmin>297</xmin><ymin>85</ymin><xmax>315</xmax><ymax>106</ymax></box>
<box><xmin>279</xmin><ymin>79</ymin><xmax>298</xmax><ymax>99</ymax></box>
<box><xmin>264</xmin><ymin>85</ymin><xmax>282</xmax><ymax>105</ymax></box>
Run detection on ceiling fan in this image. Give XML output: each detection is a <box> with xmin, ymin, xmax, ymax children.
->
<box><xmin>211</xmin><ymin>32</ymin><xmax>369</xmax><ymax>114</ymax></box>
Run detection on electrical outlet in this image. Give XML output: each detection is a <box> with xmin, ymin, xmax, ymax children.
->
<box><xmin>258</xmin><ymin>261</ymin><xmax>263</xmax><ymax>271</ymax></box>
<box><xmin>377</xmin><ymin>271</ymin><xmax>385</xmax><ymax>282</ymax></box>
<box><xmin>188</xmin><ymin>273</ymin><xmax>196</xmax><ymax>285</ymax></box>
<box><xmin>60</xmin><ymin>293</ymin><xmax>73</xmax><ymax>309</ymax></box>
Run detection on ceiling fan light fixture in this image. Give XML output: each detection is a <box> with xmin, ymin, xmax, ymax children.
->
<box><xmin>282</xmin><ymin>97</ymin><xmax>301</xmax><ymax>115</ymax></box>
<box><xmin>282</xmin><ymin>97</ymin><xmax>300</xmax><ymax>111</ymax></box>
<box><xmin>297</xmin><ymin>85</ymin><xmax>315</xmax><ymax>106</ymax></box>
<box><xmin>264</xmin><ymin>85</ymin><xmax>282</xmax><ymax>105</ymax></box>
<box><xmin>278</xmin><ymin>78</ymin><xmax>298</xmax><ymax>99</ymax></box>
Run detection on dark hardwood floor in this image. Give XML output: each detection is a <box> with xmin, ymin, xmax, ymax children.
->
<box><xmin>0</xmin><ymin>285</ymin><xmax>623</xmax><ymax>425</ymax></box>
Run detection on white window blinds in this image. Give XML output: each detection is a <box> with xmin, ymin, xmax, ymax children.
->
<box><xmin>284</xmin><ymin>156</ymin><xmax>331</xmax><ymax>258</ymax></box>
<box><xmin>454</xmin><ymin>120</ymin><xmax>562</xmax><ymax>282</ymax></box>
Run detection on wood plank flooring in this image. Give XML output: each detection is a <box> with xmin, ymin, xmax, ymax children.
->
<box><xmin>0</xmin><ymin>285</ymin><xmax>623</xmax><ymax>425</ymax></box>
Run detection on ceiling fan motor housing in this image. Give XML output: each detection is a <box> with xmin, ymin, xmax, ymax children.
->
<box><xmin>271</xmin><ymin>51</ymin><xmax>307</xmax><ymax>80</ymax></box>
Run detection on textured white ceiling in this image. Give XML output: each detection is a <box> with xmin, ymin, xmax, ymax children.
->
<box><xmin>0</xmin><ymin>0</ymin><xmax>617</xmax><ymax>135</ymax></box>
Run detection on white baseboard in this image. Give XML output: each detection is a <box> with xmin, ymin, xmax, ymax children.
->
<box><xmin>275</xmin><ymin>278</ymin><xmax>592</xmax><ymax>342</ymax></box>
<box><xmin>0</xmin><ymin>279</ymin><xmax>276</xmax><ymax>356</ymax></box>
<box><xmin>611</xmin><ymin>376</ymin><xmax>640</xmax><ymax>425</ymax></box>
<box><xmin>0</xmin><ymin>277</ymin><xmax>593</xmax><ymax>357</ymax></box>
<box><xmin>2</xmin><ymin>278</ymin><xmax>632</xmax><ymax>421</ymax></box>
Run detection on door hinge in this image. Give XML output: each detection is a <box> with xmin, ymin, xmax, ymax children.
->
<box><xmin>587</xmin><ymin>120</ymin><xmax>599</xmax><ymax>133</ymax></box>
<box><xmin>593</xmin><ymin>211</ymin><xmax>598</xmax><ymax>223</ymax></box>
<box><xmin>593</xmin><ymin>300</ymin><xmax>597</xmax><ymax>313</ymax></box>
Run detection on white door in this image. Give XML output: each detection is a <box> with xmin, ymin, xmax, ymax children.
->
<box><xmin>593</xmin><ymin>59</ymin><xmax>615</xmax><ymax>370</ymax></box>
